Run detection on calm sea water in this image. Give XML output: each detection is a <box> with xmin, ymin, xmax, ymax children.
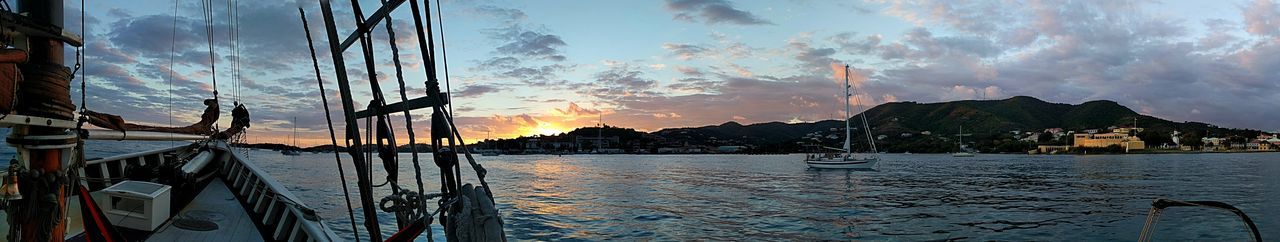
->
<box><xmin>245</xmin><ymin>151</ymin><xmax>1278</xmax><ymax>241</ymax></box>
<box><xmin>2</xmin><ymin>140</ymin><xmax>1277</xmax><ymax>241</ymax></box>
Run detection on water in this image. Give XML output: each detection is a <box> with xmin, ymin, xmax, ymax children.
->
<box><xmin>3</xmin><ymin>139</ymin><xmax>1277</xmax><ymax>240</ymax></box>
<box><xmin>246</xmin><ymin>152</ymin><xmax>1278</xmax><ymax>241</ymax></box>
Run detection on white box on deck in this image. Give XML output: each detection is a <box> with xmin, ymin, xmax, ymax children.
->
<box><xmin>93</xmin><ymin>180</ymin><xmax>172</xmax><ymax>231</ymax></box>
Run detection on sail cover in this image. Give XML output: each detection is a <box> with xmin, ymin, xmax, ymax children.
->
<box><xmin>83</xmin><ymin>99</ymin><xmax>218</xmax><ymax>135</ymax></box>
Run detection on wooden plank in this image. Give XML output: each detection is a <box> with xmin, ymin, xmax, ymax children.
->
<box><xmin>353</xmin><ymin>94</ymin><xmax>447</xmax><ymax>119</ymax></box>
<box><xmin>336</xmin><ymin>0</ymin><xmax>407</xmax><ymax>51</ymax></box>
<box><xmin>149</xmin><ymin>179</ymin><xmax>264</xmax><ymax>242</ymax></box>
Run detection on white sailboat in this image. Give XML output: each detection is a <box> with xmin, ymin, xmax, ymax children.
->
<box><xmin>805</xmin><ymin>65</ymin><xmax>880</xmax><ymax>169</ymax></box>
<box><xmin>952</xmin><ymin>125</ymin><xmax>975</xmax><ymax>157</ymax></box>
<box><xmin>281</xmin><ymin>117</ymin><xmax>301</xmax><ymax>156</ymax></box>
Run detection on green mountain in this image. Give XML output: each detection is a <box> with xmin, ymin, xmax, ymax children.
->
<box><xmin>655</xmin><ymin>96</ymin><xmax>1262</xmax><ymax>149</ymax></box>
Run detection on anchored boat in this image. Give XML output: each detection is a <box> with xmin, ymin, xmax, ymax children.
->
<box><xmin>951</xmin><ymin>125</ymin><xmax>975</xmax><ymax>157</ymax></box>
<box><xmin>805</xmin><ymin>65</ymin><xmax>879</xmax><ymax>169</ymax></box>
<box><xmin>281</xmin><ymin>117</ymin><xmax>301</xmax><ymax>156</ymax></box>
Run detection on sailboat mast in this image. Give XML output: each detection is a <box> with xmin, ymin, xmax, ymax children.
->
<box><xmin>598</xmin><ymin>112</ymin><xmax>603</xmax><ymax>152</ymax></box>
<box><xmin>843</xmin><ymin>65</ymin><xmax>852</xmax><ymax>154</ymax></box>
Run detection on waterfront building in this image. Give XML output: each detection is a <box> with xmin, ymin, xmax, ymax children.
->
<box><xmin>1037</xmin><ymin>145</ymin><xmax>1071</xmax><ymax>154</ymax></box>
<box><xmin>1073</xmin><ymin>130</ymin><xmax>1145</xmax><ymax>152</ymax></box>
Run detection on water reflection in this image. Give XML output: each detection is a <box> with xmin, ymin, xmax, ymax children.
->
<box><xmin>45</xmin><ymin>146</ymin><xmax>1276</xmax><ymax>241</ymax></box>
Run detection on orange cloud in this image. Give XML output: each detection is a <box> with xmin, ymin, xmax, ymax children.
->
<box><xmin>652</xmin><ymin>112</ymin><xmax>683</xmax><ymax>119</ymax></box>
<box><xmin>555</xmin><ymin>102</ymin><xmax>602</xmax><ymax>117</ymax></box>
<box><xmin>830</xmin><ymin>63</ymin><xmax>870</xmax><ymax>87</ymax></box>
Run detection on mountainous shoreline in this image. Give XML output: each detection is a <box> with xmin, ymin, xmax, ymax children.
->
<box><xmin>265</xmin><ymin>96</ymin><xmax>1264</xmax><ymax>154</ymax></box>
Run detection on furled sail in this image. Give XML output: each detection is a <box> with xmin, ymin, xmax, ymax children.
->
<box><xmin>82</xmin><ymin>99</ymin><xmax>251</xmax><ymax>139</ymax></box>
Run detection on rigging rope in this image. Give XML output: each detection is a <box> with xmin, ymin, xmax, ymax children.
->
<box><xmin>379</xmin><ymin>0</ymin><xmax>428</xmax><ymax>220</ymax></box>
<box><xmin>199</xmin><ymin>0</ymin><xmax>219</xmax><ymax>103</ymax></box>
<box><xmin>75</xmin><ymin>0</ymin><xmax>85</xmax><ymax>113</ymax></box>
<box><xmin>423</xmin><ymin>0</ymin><xmax>498</xmax><ymax>207</ymax></box>
<box><xmin>298</xmin><ymin>8</ymin><xmax>361</xmax><ymax>242</ymax></box>
<box><xmin>168</xmin><ymin>0</ymin><xmax>179</xmax><ymax>143</ymax></box>
<box><xmin>434</xmin><ymin>0</ymin><xmax>453</xmax><ymax>115</ymax></box>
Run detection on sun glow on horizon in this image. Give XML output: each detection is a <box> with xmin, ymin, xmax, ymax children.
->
<box><xmin>529</xmin><ymin>122</ymin><xmax>565</xmax><ymax>136</ymax></box>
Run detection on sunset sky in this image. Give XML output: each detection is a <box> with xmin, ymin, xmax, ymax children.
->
<box><xmin>69</xmin><ymin>0</ymin><xmax>1280</xmax><ymax>146</ymax></box>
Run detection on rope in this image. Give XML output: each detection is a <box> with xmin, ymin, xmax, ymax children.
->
<box><xmin>434</xmin><ymin>0</ymin><xmax>453</xmax><ymax>115</ymax></box>
<box><xmin>75</xmin><ymin>0</ymin><xmax>85</xmax><ymax>113</ymax></box>
<box><xmin>199</xmin><ymin>0</ymin><xmax>219</xmax><ymax>101</ymax></box>
<box><xmin>168</xmin><ymin>0</ymin><xmax>178</xmax><ymax>143</ymax></box>
<box><xmin>424</xmin><ymin>0</ymin><xmax>499</xmax><ymax>211</ymax></box>
<box><xmin>299</xmin><ymin>8</ymin><xmax>361</xmax><ymax>242</ymax></box>
<box><xmin>379</xmin><ymin>0</ymin><xmax>427</xmax><ymax>220</ymax></box>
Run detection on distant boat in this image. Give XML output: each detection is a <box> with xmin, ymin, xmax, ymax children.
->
<box><xmin>952</xmin><ymin>125</ymin><xmax>975</xmax><ymax>157</ymax></box>
<box><xmin>282</xmin><ymin>117</ymin><xmax>301</xmax><ymax>156</ymax></box>
<box><xmin>805</xmin><ymin>65</ymin><xmax>879</xmax><ymax>169</ymax></box>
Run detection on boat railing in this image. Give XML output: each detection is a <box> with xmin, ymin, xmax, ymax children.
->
<box><xmin>81</xmin><ymin>145</ymin><xmax>187</xmax><ymax>190</ymax></box>
<box><xmin>1138</xmin><ymin>198</ymin><xmax>1262</xmax><ymax>242</ymax></box>
<box><xmin>215</xmin><ymin>144</ymin><xmax>340</xmax><ymax>242</ymax></box>
<box><xmin>75</xmin><ymin>142</ymin><xmax>338</xmax><ymax>241</ymax></box>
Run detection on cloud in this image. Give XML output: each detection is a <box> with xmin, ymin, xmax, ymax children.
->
<box><xmin>475</xmin><ymin>5</ymin><xmax>528</xmax><ymax>24</ymax></box>
<box><xmin>667</xmin><ymin>77</ymin><xmax>721</xmax><ymax>92</ymax></box>
<box><xmin>555</xmin><ymin>102</ymin><xmax>602</xmax><ymax>117</ymax></box>
<box><xmin>453</xmin><ymin>84</ymin><xmax>503</xmax><ymax>98</ymax></box>
<box><xmin>489</xmin><ymin>25</ymin><xmax>568</xmax><ymax>61</ymax></box>
<box><xmin>854</xmin><ymin>0</ymin><xmax>1280</xmax><ymax>131</ymax></box>
<box><xmin>1242</xmin><ymin>0</ymin><xmax>1280</xmax><ymax>37</ymax></box>
<box><xmin>674</xmin><ymin>65</ymin><xmax>704</xmax><ymax>76</ymax></box>
<box><xmin>577</xmin><ymin>65</ymin><xmax>661</xmax><ymax>102</ymax></box>
<box><xmin>787</xmin><ymin>36</ymin><xmax>839</xmax><ymax>72</ymax></box>
<box><xmin>652</xmin><ymin>112</ymin><xmax>683</xmax><ymax>119</ymax></box>
<box><xmin>490</xmin><ymin>114</ymin><xmax>540</xmax><ymax>127</ymax></box>
<box><xmin>662</xmin><ymin>43</ymin><xmax>710</xmax><ymax>60</ymax></box>
<box><xmin>665</xmin><ymin>0</ymin><xmax>772</xmax><ymax>25</ymax></box>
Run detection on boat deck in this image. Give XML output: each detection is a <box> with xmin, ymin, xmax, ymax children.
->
<box><xmin>148</xmin><ymin>179</ymin><xmax>263</xmax><ymax>242</ymax></box>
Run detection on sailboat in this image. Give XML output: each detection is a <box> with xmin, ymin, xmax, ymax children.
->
<box><xmin>953</xmin><ymin>125</ymin><xmax>975</xmax><ymax>157</ymax></box>
<box><xmin>805</xmin><ymin>65</ymin><xmax>879</xmax><ymax>169</ymax></box>
<box><xmin>282</xmin><ymin>117</ymin><xmax>301</xmax><ymax>156</ymax></box>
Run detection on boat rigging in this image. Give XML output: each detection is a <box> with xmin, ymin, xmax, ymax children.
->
<box><xmin>804</xmin><ymin>65</ymin><xmax>879</xmax><ymax>169</ymax></box>
<box><xmin>307</xmin><ymin>0</ymin><xmax>505</xmax><ymax>240</ymax></box>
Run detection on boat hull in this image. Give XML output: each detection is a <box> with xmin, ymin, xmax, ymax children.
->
<box><xmin>952</xmin><ymin>152</ymin><xmax>975</xmax><ymax>157</ymax></box>
<box><xmin>805</xmin><ymin>158</ymin><xmax>879</xmax><ymax>169</ymax></box>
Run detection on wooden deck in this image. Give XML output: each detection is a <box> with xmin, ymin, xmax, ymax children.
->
<box><xmin>148</xmin><ymin>179</ymin><xmax>263</xmax><ymax>242</ymax></box>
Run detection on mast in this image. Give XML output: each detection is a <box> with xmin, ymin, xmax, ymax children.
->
<box><xmin>293</xmin><ymin>116</ymin><xmax>298</xmax><ymax>149</ymax></box>
<box><xmin>843</xmin><ymin>65</ymin><xmax>851</xmax><ymax>154</ymax></box>
<box><xmin>597</xmin><ymin>112</ymin><xmax>603</xmax><ymax>152</ymax></box>
<box><xmin>8</xmin><ymin>0</ymin><xmax>78</xmax><ymax>241</ymax></box>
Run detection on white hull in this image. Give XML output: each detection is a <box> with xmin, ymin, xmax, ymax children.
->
<box><xmin>805</xmin><ymin>157</ymin><xmax>879</xmax><ymax>169</ymax></box>
<box><xmin>952</xmin><ymin>152</ymin><xmax>975</xmax><ymax>157</ymax></box>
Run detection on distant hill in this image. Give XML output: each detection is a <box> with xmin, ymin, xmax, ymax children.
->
<box><xmin>655</xmin><ymin>96</ymin><xmax>1261</xmax><ymax>147</ymax></box>
<box><xmin>653</xmin><ymin>120</ymin><xmax>844</xmax><ymax>146</ymax></box>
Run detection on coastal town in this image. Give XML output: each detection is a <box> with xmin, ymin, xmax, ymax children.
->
<box><xmin>454</xmin><ymin>122</ymin><xmax>1280</xmax><ymax>155</ymax></box>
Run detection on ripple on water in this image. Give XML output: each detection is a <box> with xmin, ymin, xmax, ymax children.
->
<box><xmin>229</xmin><ymin>152</ymin><xmax>1278</xmax><ymax>241</ymax></box>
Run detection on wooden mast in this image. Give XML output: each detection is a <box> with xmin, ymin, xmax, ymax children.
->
<box><xmin>12</xmin><ymin>0</ymin><xmax>75</xmax><ymax>241</ymax></box>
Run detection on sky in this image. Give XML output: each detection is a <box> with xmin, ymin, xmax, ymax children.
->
<box><xmin>63</xmin><ymin>0</ymin><xmax>1280</xmax><ymax>146</ymax></box>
